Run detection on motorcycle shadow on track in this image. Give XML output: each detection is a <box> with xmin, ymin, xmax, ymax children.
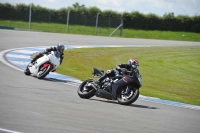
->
<box><xmin>28</xmin><ymin>74</ymin><xmax>80</xmax><ymax>85</ymax></box>
<box><xmin>30</xmin><ymin>76</ymin><xmax>158</xmax><ymax>109</ymax></box>
<box><xmin>41</xmin><ymin>77</ymin><xmax>81</xmax><ymax>86</ymax></box>
<box><xmin>89</xmin><ymin>98</ymin><xmax>159</xmax><ymax>109</ymax></box>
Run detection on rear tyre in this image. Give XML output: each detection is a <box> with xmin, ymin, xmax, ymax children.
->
<box><xmin>117</xmin><ymin>87</ymin><xmax>139</xmax><ymax>105</ymax></box>
<box><xmin>37</xmin><ymin>65</ymin><xmax>51</xmax><ymax>79</ymax></box>
<box><xmin>24</xmin><ymin>63</ymin><xmax>33</xmax><ymax>76</ymax></box>
<box><xmin>77</xmin><ymin>79</ymin><xmax>96</xmax><ymax>99</ymax></box>
<box><xmin>24</xmin><ymin>68</ymin><xmax>31</xmax><ymax>76</ymax></box>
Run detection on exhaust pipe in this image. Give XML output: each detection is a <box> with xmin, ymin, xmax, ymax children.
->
<box><xmin>95</xmin><ymin>89</ymin><xmax>113</xmax><ymax>100</ymax></box>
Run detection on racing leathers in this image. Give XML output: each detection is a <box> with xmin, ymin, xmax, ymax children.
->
<box><xmin>98</xmin><ymin>63</ymin><xmax>133</xmax><ymax>83</ymax></box>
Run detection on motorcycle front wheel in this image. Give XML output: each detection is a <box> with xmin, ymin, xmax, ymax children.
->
<box><xmin>37</xmin><ymin>65</ymin><xmax>52</xmax><ymax>79</ymax></box>
<box><xmin>77</xmin><ymin>79</ymin><xmax>96</xmax><ymax>99</ymax></box>
<box><xmin>117</xmin><ymin>87</ymin><xmax>139</xmax><ymax>105</ymax></box>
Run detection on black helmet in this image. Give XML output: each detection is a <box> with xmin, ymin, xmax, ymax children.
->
<box><xmin>57</xmin><ymin>43</ymin><xmax>65</xmax><ymax>54</ymax></box>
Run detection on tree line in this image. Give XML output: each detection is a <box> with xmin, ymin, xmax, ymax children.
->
<box><xmin>0</xmin><ymin>2</ymin><xmax>199</xmax><ymax>33</ymax></box>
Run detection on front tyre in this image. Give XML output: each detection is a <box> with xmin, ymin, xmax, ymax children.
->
<box><xmin>77</xmin><ymin>79</ymin><xmax>96</xmax><ymax>99</ymax></box>
<box><xmin>37</xmin><ymin>65</ymin><xmax>52</xmax><ymax>79</ymax></box>
<box><xmin>117</xmin><ymin>87</ymin><xmax>139</xmax><ymax>105</ymax></box>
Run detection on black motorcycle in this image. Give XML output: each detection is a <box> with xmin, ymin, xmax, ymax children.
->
<box><xmin>77</xmin><ymin>67</ymin><xmax>142</xmax><ymax>105</ymax></box>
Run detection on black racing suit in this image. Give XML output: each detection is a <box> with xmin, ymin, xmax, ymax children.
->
<box><xmin>31</xmin><ymin>46</ymin><xmax>64</xmax><ymax>65</ymax></box>
<box><xmin>98</xmin><ymin>64</ymin><xmax>132</xmax><ymax>83</ymax></box>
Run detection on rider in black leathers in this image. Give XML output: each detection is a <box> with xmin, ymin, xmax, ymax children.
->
<box><xmin>97</xmin><ymin>58</ymin><xmax>140</xmax><ymax>90</ymax></box>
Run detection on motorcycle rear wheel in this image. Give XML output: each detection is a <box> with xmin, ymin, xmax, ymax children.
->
<box><xmin>24</xmin><ymin>63</ymin><xmax>32</xmax><ymax>75</ymax></box>
<box><xmin>24</xmin><ymin>68</ymin><xmax>31</xmax><ymax>75</ymax></box>
<box><xmin>117</xmin><ymin>88</ymin><xmax>139</xmax><ymax>105</ymax></box>
<box><xmin>77</xmin><ymin>79</ymin><xmax>96</xmax><ymax>99</ymax></box>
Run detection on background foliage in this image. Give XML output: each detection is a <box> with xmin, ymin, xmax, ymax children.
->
<box><xmin>0</xmin><ymin>2</ymin><xmax>200</xmax><ymax>33</ymax></box>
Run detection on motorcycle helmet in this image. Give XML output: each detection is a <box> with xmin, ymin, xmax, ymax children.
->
<box><xmin>57</xmin><ymin>43</ymin><xmax>65</xmax><ymax>54</ymax></box>
<box><xmin>128</xmin><ymin>58</ymin><xmax>139</xmax><ymax>68</ymax></box>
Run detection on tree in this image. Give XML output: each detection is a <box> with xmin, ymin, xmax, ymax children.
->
<box><xmin>69</xmin><ymin>2</ymin><xmax>87</xmax><ymax>14</ymax></box>
<box><xmin>88</xmin><ymin>6</ymin><xmax>101</xmax><ymax>16</ymax></box>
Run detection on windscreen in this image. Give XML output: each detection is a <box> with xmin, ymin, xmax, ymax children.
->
<box><xmin>54</xmin><ymin>51</ymin><xmax>61</xmax><ymax>58</ymax></box>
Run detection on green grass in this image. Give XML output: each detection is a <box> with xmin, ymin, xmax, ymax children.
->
<box><xmin>57</xmin><ymin>46</ymin><xmax>200</xmax><ymax>106</ymax></box>
<box><xmin>123</xmin><ymin>29</ymin><xmax>200</xmax><ymax>42</ymax></box>
<box><xmin>0</xmin><ymin>20</ymin><xmax>200</xmax><ymax>41</ymax></box>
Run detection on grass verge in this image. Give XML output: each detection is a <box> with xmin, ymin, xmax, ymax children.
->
<box><xmin>0</xmin><ymin>20</ymin><xmax>200</xmax><ymax>42</ymax></box>
<box><xmin>57</xmin><ymin>46</ymin><xmax>200</xmax><ymax>106</ymax></box>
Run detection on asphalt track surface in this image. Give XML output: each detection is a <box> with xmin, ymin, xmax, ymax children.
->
<box><xmin>0</xmin><ymin>29</ymin><xmax>200</xmax><ymax>133</ymax></box>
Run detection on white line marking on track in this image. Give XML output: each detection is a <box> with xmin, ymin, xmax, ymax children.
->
<box><xmin>7</xmin><ymin>61</ymin><xmax>29</xmax><ymax>65</ymax></box>
<box><xmin>0</xmin><ymin>128</ymin><xmax>22</xmax><ymax>133</ymax></box>
<box><xmin>10</xmin><ymin>50</ymin><xmax>39</xmax><ymax>54</ymax></box>
<box><xmin>0</xmin><ymin>49</ymin><xmax>23</xmax><ymax>72</ymax></box>
<box><xmin>6</xmin><ymin>54</ymin><xmax>30</xmax><ymax>59</ymax></box>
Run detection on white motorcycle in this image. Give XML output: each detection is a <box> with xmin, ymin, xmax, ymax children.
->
<box><xmin>24</xmin><ymin>51</ymin><xmax>61</xmax><ymax>79</ymax></box>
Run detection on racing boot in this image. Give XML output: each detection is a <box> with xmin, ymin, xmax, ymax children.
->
<box><xmin>30</xmin><ymin>53</ymin><xmax>43</xmax><ymax>65</ymax></box>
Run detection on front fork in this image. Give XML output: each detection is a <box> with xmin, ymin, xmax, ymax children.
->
<box><xmin>122</xmin><ymin>85</ymin><xmax>132</xmax><ymax>95</ymax></box>
<box><xmin>41</xmin><ymin>63</ymin><xmax>52</xmax><ymax>71</ymax></box>
<box><xmin>112</xmin><ymin>76</ymin><xmax>133</xmax><ymax>99</ymax></box>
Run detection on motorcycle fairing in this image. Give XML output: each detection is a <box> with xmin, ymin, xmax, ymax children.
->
<box><xmin>29</xmin><ymin>54</ymin><xmax>50</xmax><ymax>75</ymax></box>
<box><xmin>95</xmin><ymin>88</ymin><xmax>113</xmax><ymax>100</ymax></box>
<box><xmin>47</xmin><ymin>51</ymin><xmax>60</xmax><ymax>69</ymax></box>
<box><xmin>131</xmin><ymin>69</ymin><xmax>142</xmax><ymax>88</ymax></box>
<box><xmin>111</xmin><ymin>76</ymin><xmax>133</xmax><ymax>99</ymax></box>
